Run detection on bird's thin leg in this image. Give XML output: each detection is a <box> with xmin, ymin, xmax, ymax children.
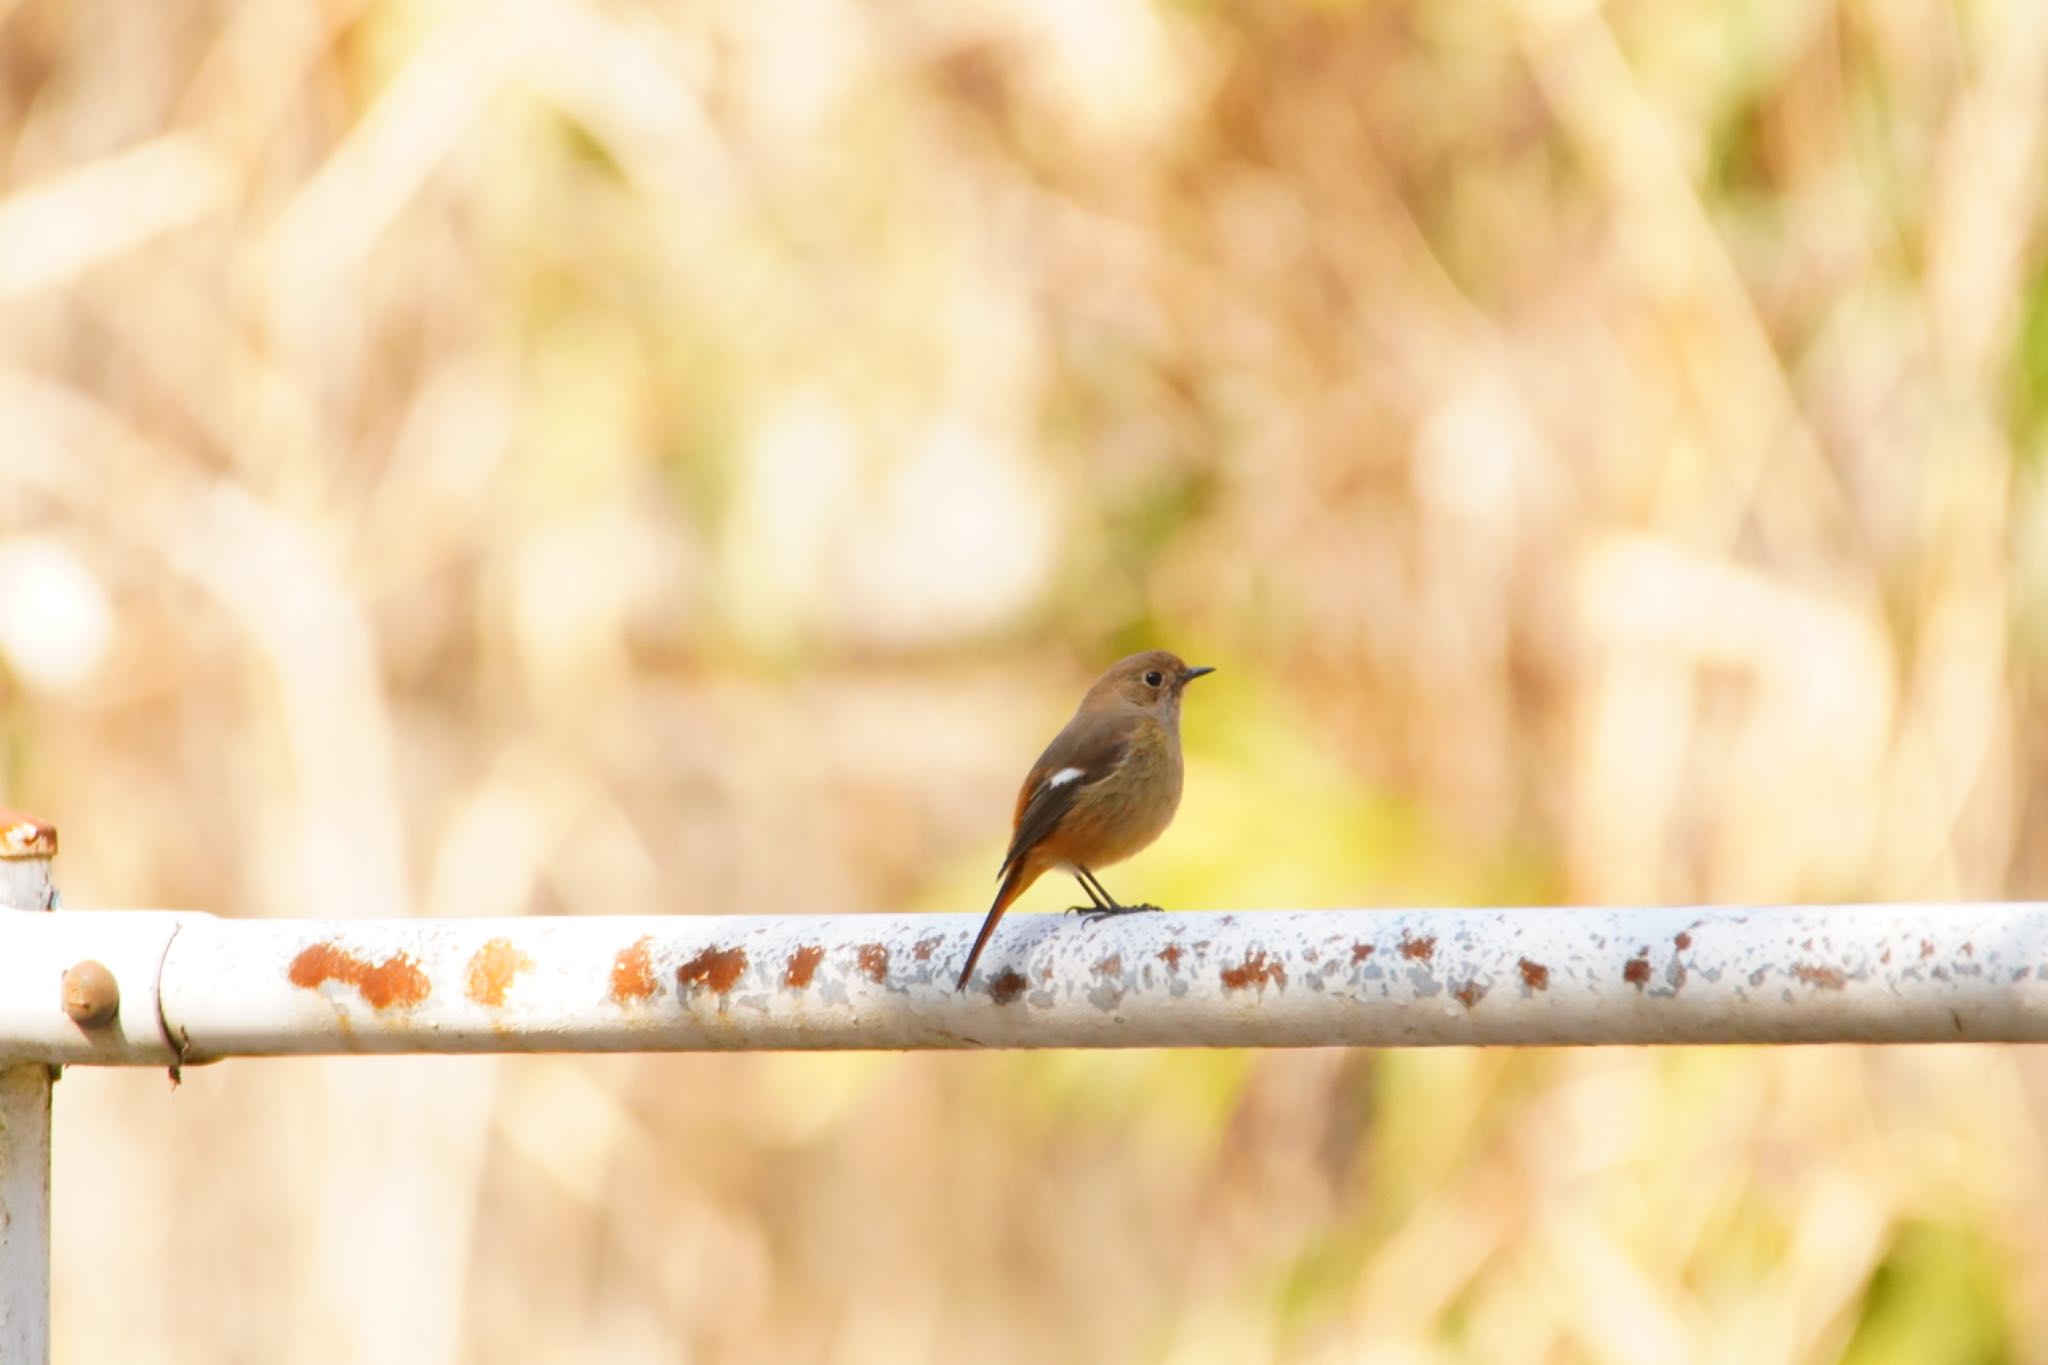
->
<box><xmin>1075</xmin><ymin>867</ymin><xmax>1162</xmax><ymax>921</ymax></box>
<box><xmin>1065</xmin><ymin>870</ymin><xmax>1112</xmax><ymax>916</ymax></box>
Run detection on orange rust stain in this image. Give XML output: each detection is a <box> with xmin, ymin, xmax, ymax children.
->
<box><xmin>611</xmin><ymin>938</ymin><xmax>658</xmax><ymax>1002</ymax></box>
<box><xmin>1793</xmin><ymin>963</ymin><xmax>1847</xmax><ymax>990</ymax></box>
<box><xmin>465</xmin><ymin>938</ymin><xmax>532</xmax><ymax>1008</ymax></box>
<box><xmin>1453</xmin><ymin>980</ymin><xmax>1486</xmax><ymax>1010</ymax></box>
<box><xmin>1921</xmin><ymin>940</ymin><xmax>1936</xmax><ymax>959</ymax></box>
<box><xmin>288</xmin><ymin>943</ymin><xmax>430</xmax><ymax>1011</ymax></box>
<box><xmin>989</xmin><ymin>969</ymin><xmax>1027</xmax><ymax>1005</ymax></box>
<box><xmin>1398</xmin><ymin>934</ymin><xmax>1435</xmax><ymax>961</ymax></box>
<box><xmin>1622</xmin><ymin>957</ymin><xmax>1651</xmax><ymax>989</ymax></box>
<box><xmin>857</xmin><ymin>943</ymin><xmax>890</xmax><ymax>984</ymax></box>
<box><xmin>677</xmin><ymin>946</ymin><xmax>748</xmax><ymax>995</ymax></box>
<box><xmin>1961</xmin><ymin>942</ymin><xmax>1975</xmax><ymax>957</ymax></box>
<box><xmin>1352</xmin><ymin>942</ymin><xmax>1375</xmax><ymax>964</ymax></box>
<box><xmin>0</xmin><ymin>810</ymin><xmax>57</xmax><ymax>858</ymax></box>
<box><xmin>1158</xmin><ymin>943</ymin><xmax>1184</xmax><ymax>971</ymax></box>
<box><xmin>1518</xmin><ymin>958</ymin><xmax>1550</xmax><ymax>991</ymax></box>
<box><xmin>1674</xmin><ymin>932</ymin><xmax>1692</xmax><ymax>951</ymax></box>
<box><xmin>785</xmin><ymin>944</ymin><xmax>825</xmax><ymax>989</ymax></box>
<box><xmin>912</xmin><ymin>935</ymin><xmax>943</xmax><ymax>963</ymax></box>
<box><xmin>1095</xmin><ymin>954</ymin><xmax>1123</xmax><ymax>976</ymax></box>
<box><xmin>1881</xmin><ymin>949</ymin><xmax>1893</xmax><ymax>965</ymax></box>
<box><xmin>1220</xmin><ymin>951</ymin><xmax>1287</xmax><ymax>991</ymax></box>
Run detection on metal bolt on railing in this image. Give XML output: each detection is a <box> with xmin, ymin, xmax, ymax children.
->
<box><xmin>59</xmin><ymin>961</ymin><xmax>119</xmax><ymax>1029</ymax></box>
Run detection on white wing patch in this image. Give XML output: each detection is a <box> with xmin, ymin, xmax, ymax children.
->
<box><xmin>1047</xmin><ymin>767</ymin><xmax>1085</xmax><ymax>789</ymax></box>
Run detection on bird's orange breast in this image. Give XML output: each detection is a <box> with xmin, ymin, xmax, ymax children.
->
<box><xmin>1036</xmin><ymin>721</ymin><xmax>1182</xmax><ymax>870</ymax></box>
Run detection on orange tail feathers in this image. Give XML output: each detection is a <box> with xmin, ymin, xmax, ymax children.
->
<box><xmin>956</xmin><ymin>860</ymin><xmax>1041</xmax><ymax>991</ymax></box>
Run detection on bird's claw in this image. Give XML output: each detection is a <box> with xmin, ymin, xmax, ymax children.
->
<box><xmin>1075</xmin><ymin>903</ymin><xmax>1163</xmax><ymax>923</ymax></box>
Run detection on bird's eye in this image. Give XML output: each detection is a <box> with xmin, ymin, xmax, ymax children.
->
<box><xmin>1143</xmin><ymin>670</ymin><xmax>1163</xmax><ymax>687</ymax></box>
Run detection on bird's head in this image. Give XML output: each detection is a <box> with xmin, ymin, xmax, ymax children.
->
<box><xmin>1084</xmin><ymin>650</ymin><xmax>1215</xmax><ymax>721</ymax></box>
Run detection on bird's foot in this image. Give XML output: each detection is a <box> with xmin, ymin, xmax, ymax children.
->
<box><xmin>1076</xmin><ymin>902</ymin><xmax>1162</xmax><ymax>923</ymax></box>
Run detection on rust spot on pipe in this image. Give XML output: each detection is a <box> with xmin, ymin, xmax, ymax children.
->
<box><xmin>1453</xmin><ymin>980</ymin><xmax>1486</xmax><ymax>1010</ymax></box>
<box><xmin>989</xmin><ymin>969</ymin><xmax>1027</xmax><ymax>1004</ymax></box>
<box><xmin>289</xmin><ymin>943</ymin><xmax>430</xmax><ymax>1010</ymax></box>
<box><xmin>1220</xmin><ymin>951</ymin><xmax>1286</xmax><ymax>991</ymax></box>
<box><xmin>1351</xmin><ymin>942</ymin><xmax>1375</xmax><ymax>964</ymax></box>
<box><xmin>1398</xmin><ymin>934</ymin><xmax>1435</xmax><ymax>961</ymax></box>
<box><xmin>1793</xmin><ymin>963</ymin><xmax>1847</xmax><ymax>990</ymax></box>
<box><xmin>912</xmin><ymin>935</ymin><xmax>943</xmax><ymax>963</ymax></box>
<box><xmin>1674</xmin><ymin>932</ymin><xmax>1692</xmax><ymax>951</ymax></box>
<box><xmin>677</xmin><ymin>946</ymin><xmax>748</xmax><ymax>995</ymax></box>
<box><xmin>1158</xmin><ymin>943</ymin><xmax>1184</xmax><ymax>971</ymax></box>
<box><xmin>785</xmin><ymin>944</ymin><xmax>824</xmax><ymax>989</ymax></box>
<box><xmin>1095</xmin><ymin>953</ymin><xmax>1123</xmax><ymax>976</ymax></box>
<box><xmin>465</xmin><ymin>938</ymin><xmax>531</xmax><ymax>1007</ymax></box>
<box><xmin>0</xmin><ymin>810</ymin><xmax>56</xmax><ymax>859</ymax></box>
<box><xmin>611</xmin><ymin>938</ymin><xmax>658</xmax><ymax>1002</ymax></box>
<box><xmin>1622</xmin><ymin>955</ymin><xmax>1651</xmax><ymax>989</ymax></box>
<box><xmin>1518</xmin><ymin>958</ymin><xmax>1550</xmax><ymax>991</ymax></box>
<box><xmin>856</xmin><ymin>943</ymin><xmax>889</xmax><ymax>983</ymax></box>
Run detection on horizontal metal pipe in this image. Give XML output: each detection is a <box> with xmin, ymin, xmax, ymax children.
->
<box><xmin>2</xmin><ymin>904</ymin><xmax>2046</xmax><ymax>1063</ymax></box>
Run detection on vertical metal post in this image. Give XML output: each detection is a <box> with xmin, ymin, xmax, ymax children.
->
<box><xmin>0</xmin><ymin>811</ymin><xmax>56</xmax><ymax>1365</ymax></box>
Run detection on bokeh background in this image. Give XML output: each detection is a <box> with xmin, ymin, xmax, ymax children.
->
<box><xmin>4</xmin><ymin>0</ymin><xmax>2048</xmax><ymax>1359</ymax></box>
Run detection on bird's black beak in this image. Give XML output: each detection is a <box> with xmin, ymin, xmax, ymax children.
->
<box><xmin>1180</xmin><ymin>665</ymin><xmax>1215</xmax><ymax>684</ymax></box>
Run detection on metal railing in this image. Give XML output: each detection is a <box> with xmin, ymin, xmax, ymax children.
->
<box><xmin>4</xmin><ymin>810</ymin><xmax>2046</xmax><ymax>1359</ymax></box>
<box><xmin>1</xmin><ymin>812</ymin><xmax>58</xmax><ymax>1365</ymax></box>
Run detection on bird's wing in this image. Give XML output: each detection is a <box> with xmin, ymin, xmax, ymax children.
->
<box><xmin>1000</xmin><ymin>713</ymin><xmax>1132</xmax><ymax>877</ymax></box>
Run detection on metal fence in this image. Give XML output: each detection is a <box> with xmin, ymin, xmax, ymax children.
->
<box><xmin>4</xmin><ymin>810</ymin><xmax>2045</xmax><ymax>1360</ymax></box>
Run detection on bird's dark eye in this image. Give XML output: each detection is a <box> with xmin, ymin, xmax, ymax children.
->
<box><xmin>1143</xmin><ymin>670</ymin><xmax>1163</xmax><ymax>687</ymax></box>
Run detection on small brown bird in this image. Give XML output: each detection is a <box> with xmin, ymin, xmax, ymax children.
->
<box><xmin>956</xmin><ymin>650</ymin><xmax>1214</xmax><ymax>991</ymax></box>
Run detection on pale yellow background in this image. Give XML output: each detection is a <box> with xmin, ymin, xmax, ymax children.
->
<box><xmin>3</xmin><ymin>0</ymin><xmax>2047</xmax><ymax>1360</ymax></box>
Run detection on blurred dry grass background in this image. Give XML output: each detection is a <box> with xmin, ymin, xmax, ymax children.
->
<box><xmin>4</xmin><ymin>0</ymin><xmax>2048</xmax><ymax>1359</ymax></box>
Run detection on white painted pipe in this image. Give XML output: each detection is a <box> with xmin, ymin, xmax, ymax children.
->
<box><xmin>2</xmin><ymin>903</ymin><xmax>2045</xmax><ymax>1065</ymax></box>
